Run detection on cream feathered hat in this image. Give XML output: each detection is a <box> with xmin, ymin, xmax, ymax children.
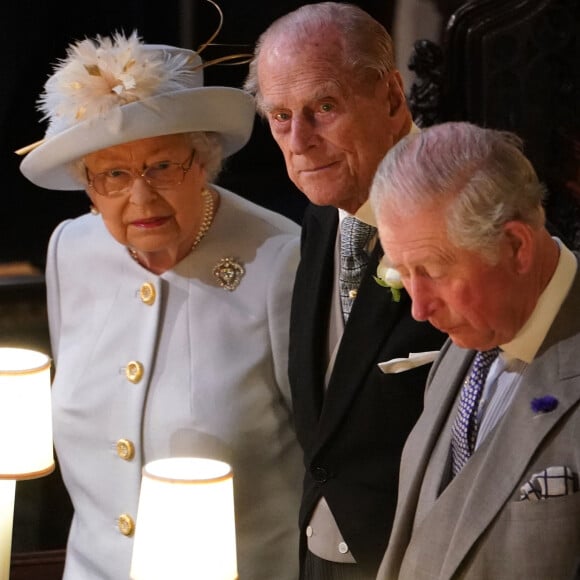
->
<box><xmin>18</xmin><ymin>30</ymin><xmax>255</xmax><ymax>191</ymax></box>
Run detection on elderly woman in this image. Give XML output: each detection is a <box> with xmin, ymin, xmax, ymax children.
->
<box><xmin>18</xmin><ymin>32</ymin><xmax>302</xmax><ymax>579</ymax></box>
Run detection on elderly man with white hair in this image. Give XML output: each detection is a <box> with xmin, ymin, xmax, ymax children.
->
<box><xmin>370</xmin><ymin>121</ymin><xmax>580</xmax><ymax>580</ymax></box>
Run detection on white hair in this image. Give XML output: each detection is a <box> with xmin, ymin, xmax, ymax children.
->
<box><xmin>370</xmin><ymin>122</ymin><xmax>546</xmax><ymax>262</ymax></box>
<box><xmin>244</xmin><ymin>2</ymin><xmax>396</xmax><ymax>114</ymax></box>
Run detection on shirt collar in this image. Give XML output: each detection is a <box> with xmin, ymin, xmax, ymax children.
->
<box><xmin>501</xmin><ymin>238</ymin><xmax>577</xmax><ymax>363</ymax></box>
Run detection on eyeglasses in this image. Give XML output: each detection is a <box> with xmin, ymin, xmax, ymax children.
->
<box><xmin>87</xmin><ymin>150</ymin><xmax>196</xmax><ymax>197</ymax></box>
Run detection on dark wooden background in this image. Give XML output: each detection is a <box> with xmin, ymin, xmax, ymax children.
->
<box><xmin>1</xmin><ymin>0</ymin><xmax>402</xmax><ymax>269</ymax></box>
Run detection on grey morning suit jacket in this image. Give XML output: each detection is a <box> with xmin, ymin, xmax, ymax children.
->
<box><xmin>377</xmin><ymin>254</ymin><xmax>580</xmax><ymax>580</ymax></box>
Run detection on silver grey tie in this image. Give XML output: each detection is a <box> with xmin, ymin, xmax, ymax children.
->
<box><xmin>339</xmin><ymin>216</ymin><xmax>376</xmax><ymax>323</ymax></box>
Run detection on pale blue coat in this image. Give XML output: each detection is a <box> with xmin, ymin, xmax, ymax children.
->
<box><xmin>47</xmin><ymin>187</ymin><xmax>303</xmax><ymax>579</ymax></box>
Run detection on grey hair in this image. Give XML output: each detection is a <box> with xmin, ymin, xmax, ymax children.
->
<box><xmin>370</xmin><ymin>122</ymin><xmax>546</xmax><ymax>263</ymax></box>
<box><xmin>188</xmin><ymin>131</ymin><xmax>223</xmax><ymax>182</ymax></box>
<box><xmin>72</xmin><ymin>131</ymin><xmax>224</xmax><ymax>187</ymax></box>
<box><xmin>244</xmin><ymin>2</ymin><xmax>396</xmax><ymax>114</ymax></box>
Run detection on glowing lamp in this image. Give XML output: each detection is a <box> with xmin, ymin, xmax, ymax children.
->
<box><xmin>130</xmin><ymin>457</ymin><xmax>237</xmax><ymax>580</ymax></box>
<box><xmin>0</xmin><ymin>348</ymin><xmax>54</xmax><ymax>580</ymax></box>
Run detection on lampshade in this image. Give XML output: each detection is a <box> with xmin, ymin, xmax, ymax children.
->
<box><xmin>0</xmin><ymin>347</ymin><xmax>54</xmax><ymax>580</ymax></box>
<box><xmin>0</xmin><ymin>348</ymin><xmax>54</xmax><ymax>479</ymax></box>
<box><xmin>130</xmin><ymin>457</ymin><xmax>237</xmax><ymax>580</ymax></box>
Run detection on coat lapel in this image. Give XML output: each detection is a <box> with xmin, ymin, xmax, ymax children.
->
<box><xmin>313</xmin><ymin>241</ymin><xmax>410</xmax><ymax>449</ymax></box>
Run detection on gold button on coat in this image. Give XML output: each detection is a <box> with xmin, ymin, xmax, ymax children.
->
<box><xmin>118</xmin><ymin>513</ymin><xmax>135</xmax><ymax>536</ymax></box>
<box><xmin>116</xmin><ymin>439</ymin><xmax>135</xmax><ymax>461</ymax></box>
<box><xmin>125</xmin><ymin>361</ymin><xmax>144</xmax><ymax>384</ymax></box>
<box><xmin>139</xmin><ymin>282</ymin><xmax>156</xmax><ymax>305</ymax></box>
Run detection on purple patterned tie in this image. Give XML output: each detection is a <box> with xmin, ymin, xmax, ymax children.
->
<box><xmin>339</xmin><ymin>216</ymin><xmax>376</xmax><ymax>322</ymax></box>
<box><xmin>450</xmin><ymin>348</ymin><xmax>500</xmax><ymax>476</ymax></box>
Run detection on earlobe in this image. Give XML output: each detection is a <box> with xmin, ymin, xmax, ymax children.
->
<box><xmin>86</xmin><ymin>191</ymin><xmax>99</xmax><ymax>215</ymax></box>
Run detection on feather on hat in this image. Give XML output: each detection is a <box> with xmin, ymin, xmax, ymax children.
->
<box><xmin>19</xmin><ymin>31</ymin><xmax>254</xmax><ymax>191</ymax></box>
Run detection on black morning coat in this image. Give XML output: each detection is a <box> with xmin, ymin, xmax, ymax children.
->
<box><xmin>289</xmin><ymin>203</ymin><xmax>447</xmax><ymax>575</ymax></box>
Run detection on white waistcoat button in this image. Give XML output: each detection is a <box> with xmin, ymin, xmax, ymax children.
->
<box><xmin>338</xmin><ymin>542</ymin><xmax>349</xmax><ymax>554</ymax></box>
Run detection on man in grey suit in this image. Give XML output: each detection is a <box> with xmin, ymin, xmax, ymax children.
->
<box><xmin>370</xmin><ymin>121</ymin><xmax>580</xmax><ymax>579</ymax></box>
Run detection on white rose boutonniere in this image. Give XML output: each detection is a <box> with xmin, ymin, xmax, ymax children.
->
<box><xmin>374</xmin><ymin>258</ymin><xmax>404</xmax><ymax>302</ymax></box>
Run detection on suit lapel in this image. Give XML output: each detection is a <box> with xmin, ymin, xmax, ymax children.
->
<box><xmin>313</xmin><ymin>241</ymin><xmax>410</xmax><ymax>448</ymax></box>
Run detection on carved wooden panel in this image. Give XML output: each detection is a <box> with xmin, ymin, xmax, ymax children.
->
<box><xmin>408</xmin><ymin>0</ymin><xmax>580</xmax><ymax>249</ymax></box>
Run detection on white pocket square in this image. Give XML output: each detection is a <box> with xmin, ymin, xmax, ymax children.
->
<box><xmin>519</xmin><ymin>466</ymin><xmax>578</xmax><ymax>501</ymax></box>
<box><xmin>378</xmin><ymin>351</ymin><xmax>440</xmax><ymax>374</ymax></box>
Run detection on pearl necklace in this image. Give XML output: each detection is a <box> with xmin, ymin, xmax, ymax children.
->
<box><xmin>128</xmin><ymin>188</ymin><xmax>215</xmax><ymax>264</ymax></box>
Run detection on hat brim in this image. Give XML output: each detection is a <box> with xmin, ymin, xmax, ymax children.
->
<box><xmin>20</xmin><ymin>87</ymin><xmax>255</xmax><ymax>191</ymax></box>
